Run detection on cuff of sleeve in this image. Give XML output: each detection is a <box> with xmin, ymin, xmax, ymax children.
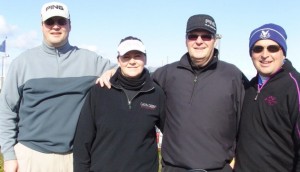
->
<box><xmin>3</xmin><ymin>151</ymin><xmax>16</xmax><ymax>161</ymax></box>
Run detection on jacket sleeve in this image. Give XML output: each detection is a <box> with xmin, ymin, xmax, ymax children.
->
<box><xmin>289</xmin><ymin>73</ymin><xmax>300</xmax><ymax>171</ymax></box>
<box><xmin>157</xmin><ymin>88</ymin><xmax>166</xmax><ymax>133</ymax></box>
<box><xmin>231</xmin><ymin>72</ymin><xmax>247</xmax><ymax>159</ymax></box>
<box><xmin>293</xmin><ymin>112</ymin><xmax>300</xmax><ymax>172</ymax></box>
<box><xmin>0</xmin><ymin>60</ymin><xmax>22</xmax><ymax>161</ymax></box>
<box><xmin>151</xmin><ymin>65</ymin><xmax>168</xmax><ymax>90</ymax></box>
<box><xmin>152</xmin><ymin>66</ymin><xmax>168</xmax><ymax>132</ymax></box>
<box><xmin>236</xmin><ymin>73</ymin><xmax>248</xmax><ymax>132</ymax></box>
<box><xmin>95</xmin><ymin>54</ymin><xmax>118</xmax><ymax>76</ymax></box>
<box><xmin>73</xmin><ymin>88</ymin><xmax>96</xmax><ymax>172</ymax></box>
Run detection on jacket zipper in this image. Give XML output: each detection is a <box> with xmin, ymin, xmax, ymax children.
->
<box><xmin>112</xmin><ymin>84</ymin><xmax>155</xmax><ymax>110</ymax></box>
<box><xmin>56</xmin><ymin>49</ymin><xmax>60</xmax><ymax>77</ymax></box>
<box><xmin>189</xmin><ymin>75</ymin><xmax>198</xmax><ymax>103</ymax></box>
<box><xmin>125</xmin><ymin>87</ymin><xmax>154</xmax><ymax>109</ymax></box>
<box><xmin>126</xmin><ymin>93</ymin><xmax>137</xmax><ymax>110</ymax></box>
<box><xmin>254</xmin><ymin>88</ymin><xmax>260</xmax><ymax>100</ymax></box>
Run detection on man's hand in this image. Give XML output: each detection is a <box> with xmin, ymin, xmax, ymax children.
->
<box><xmin>4</xmin><ymin>160</ymin><xmax>18</xmax><ymax>172</ymax></box>
<box><xmin>95</xmin><ymin>69</ymin><xmax>116</xmax><ymax>89</ymax></box>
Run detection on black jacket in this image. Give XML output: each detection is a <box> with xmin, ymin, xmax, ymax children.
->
<box><xmin>152</xmin><ymin>50</ymin><xmax>246</xmax><ymax>170</ymax></box>
<box><xmin>235</xmin><ymin>59</ymin><xmax>300</xmax><ymax>172</ymax></box>
<box><xmin>73</xmin><ymin>70</ymin><xmax>166</xmax><ymax>172</ymax></box>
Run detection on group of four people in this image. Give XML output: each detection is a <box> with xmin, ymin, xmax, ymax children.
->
<box><xmin>0</xmin><ymin>1</ymin><xmax>299</xmax><ymax>172</ymax></box>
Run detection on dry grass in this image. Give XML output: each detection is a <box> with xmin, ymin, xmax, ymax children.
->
<box><xmin>0</xmin><ymin>153</ymin><xmax>3</xmax><ymax>172</ymax></box>
<box><xmin>158</xmin><ymin>149</ymin><xmax>162</xmax><ymax>172</ymax></box>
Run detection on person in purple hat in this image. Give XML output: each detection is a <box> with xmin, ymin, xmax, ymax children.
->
<box><xmin>234</xmin><ymin>23</ymin><xmax>300</xmax><ymax>172</ymax></box>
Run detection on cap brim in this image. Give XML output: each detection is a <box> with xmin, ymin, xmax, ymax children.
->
<box><xmin>186</xmin><ymin>27</ymin><xmax>215</xmax><ymax>34</ymax></box>
<box><xmin>117</xmin><ymin>40</ymin><xmax>146</xmax><ymax>56</ymax></box>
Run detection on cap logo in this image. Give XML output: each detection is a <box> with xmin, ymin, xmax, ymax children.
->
<box><xmin>260</xmin><ymin>30</ymin><xmax>270</xmax><ymax>39</ymax></box>
<box><xmin>205</xmin><ymin>18</ymin><xmax>216</xmax><ymax>30</ymax></box>
<box><xmin>45</xmin><ymin>5</ymin><xmax>64</xmax><ymax>11</ymax></box>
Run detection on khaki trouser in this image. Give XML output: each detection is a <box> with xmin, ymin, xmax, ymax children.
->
<box><xmin>14</xmin><ymin>143</ymin><xmax>73</xmax><ymax>172</ymax></box>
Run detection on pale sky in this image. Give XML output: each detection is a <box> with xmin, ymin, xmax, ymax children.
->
<box><xmin>0</xmin><ymin>0</ymin><xmax>299</xmax><ymax>79</ymax></box>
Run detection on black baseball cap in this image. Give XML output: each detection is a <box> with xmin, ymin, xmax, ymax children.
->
<box><xmin>186</xmin><ymin>14</ymin><xmax>217</xmax><ymax>34</ymax></box>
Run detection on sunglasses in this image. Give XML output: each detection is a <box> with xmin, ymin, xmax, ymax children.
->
<box><xmin>44</xmin><ymin>18</ymin><xmax>68</xmax><ymax>26</ymax></box>
<box><xmin>187</xmin><ymin>34</ymin><xmax>214</xmax><ymax>41</ymax></box>
<box><xmin>252</xmin><ymin>45</ymin><xmax>281</xmax><ymax>53</ymax></box>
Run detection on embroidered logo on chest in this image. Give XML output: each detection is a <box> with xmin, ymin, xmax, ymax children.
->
<box><xmin>140</xmin><ymin>102</ymin><xmax>157</xmax><ymax>110</ymax></box>
<box><xmin>264</xmin><ymin>96</ymin><xmax>277</xmax><ymax>106</ymax></box>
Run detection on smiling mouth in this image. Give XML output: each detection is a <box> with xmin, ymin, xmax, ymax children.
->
<box><xmin>260</xmin><ymin>60</ymin><xmax>272</xmax><ymax>64</ymax></box>
<box><xmin>195</xmin><ymin>46</ymin><xmax>205</xmax><ymax>50</ymax></box>
<box><xmin>51</xmin><ymin>32</ymin><xmax>61</xmax><ymax>35</ymax></box>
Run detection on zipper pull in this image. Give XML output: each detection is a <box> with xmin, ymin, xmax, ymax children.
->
<box><xmin>194</xmin><ymin>75</ymin><xmax>198</xmax><ymax>82</ymax></box>
<box><xmin>254</xmin><ymin>90</ymin><xmax>260</xmax><ymax>100</ymax></box>
<box><xmin>128</xmin><ymin>100</ymin><xmax>132</xmax><ymax>109</ymax></box>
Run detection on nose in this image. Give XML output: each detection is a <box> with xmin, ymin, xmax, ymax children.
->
<box><xmin>261</xmin><ymin>49</ymin><xmax>269</xmax><ymax>58</ymax></box>
<box><xmin>195</xmin><ymin>36</ymin><xmax>204</xmax><ymax>44</ymax></box>
<box><xmin>128</xmin><ymin>57</ymin><xmax>136</xmax><ymax>63</ymax></box>
<box><xmin>52</xmin><ymin>23</ymin><xmax>62</xmax><ymax>29</ymax></box>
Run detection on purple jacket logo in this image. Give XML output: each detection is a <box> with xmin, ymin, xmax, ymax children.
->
<box><xmin>264</xmin><ymin>96</ymin><xmax>277</xmax><ymax>106</ymax></box>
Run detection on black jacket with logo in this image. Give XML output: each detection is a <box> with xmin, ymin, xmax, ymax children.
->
<box><xmin>235</xmin><ymin>59</ymin><xmax>300</xmax><ymax>172</ymax></box>
<box><xmin>73</xmin><ymin>70</ymin><xmax>165</xmax><ymax>172</ymax></box>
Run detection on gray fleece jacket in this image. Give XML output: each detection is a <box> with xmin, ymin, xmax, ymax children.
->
<box><xmin>0</xmin><ymin>41</ymin><xmax>115</xmax><ymax>161</ymax></box>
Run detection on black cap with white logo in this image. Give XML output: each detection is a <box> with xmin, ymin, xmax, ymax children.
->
<box><xmin>186</xmin><ymin>14</ymin><xmax>217</xmax><ymax>34</ymax></box>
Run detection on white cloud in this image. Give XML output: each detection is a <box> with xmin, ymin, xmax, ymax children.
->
<box><xmin>10</xmin><ymin>31</ymin><xmax>39</xmax><ymax>50</ymax></box>
<box><xmin>0</xmin><ymin>15</ymin><xmax>17</xmax><ymax>36</ymax></box>
<box><xmin>0</xmin><ymin>15</ymin><xmax>40</xmax><ymax>51</ymax></box>
<box><xmin>0</xmin><ymin>15</ymin><xmax>16</xmax><ymax>36</ymax></box>
<box><xmin>0</xmin><ymin>15</ymin><xmax>41</xmax><ymax>79</ymax></box>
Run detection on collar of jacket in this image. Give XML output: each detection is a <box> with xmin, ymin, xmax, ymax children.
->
<box><xmin>110</xmin><ymin>68</ymin><xmax>155</xmax><ymax>92</ymax></box>
<box><xmin>281</xmin><ymin>59</ymin><xmax>296</xmax><ymax>74</ymax></box>
<box><xmin>178</xmin><ymin>48</ymin><xmax>219</xmax><ymax>72</ymax></box>
<box><xmin>42</xmin><ymin>41</ymin><xmax>73</xmax><ymax>55</ymax></box>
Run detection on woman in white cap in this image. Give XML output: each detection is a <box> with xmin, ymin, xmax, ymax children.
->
<box><xmin>73</xmin><ymin>36</ymin><xmax>166</xmax><ymax>172</ymax></box>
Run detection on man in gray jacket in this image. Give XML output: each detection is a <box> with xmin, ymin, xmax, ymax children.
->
<box><xmin>0</xmin><ymin>2</ymin><xmax>115</xmax><ymax>172</ymax></box>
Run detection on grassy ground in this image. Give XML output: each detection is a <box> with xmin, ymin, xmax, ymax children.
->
<box><xmin>158</xmin><ymin>149</ymin><xmax>162</xmax><ymax>172</ymax></box>
<box><xmin>0</xmin><ymin>153</ymin><xmax>3</xmax><ymax>172</ymax></box>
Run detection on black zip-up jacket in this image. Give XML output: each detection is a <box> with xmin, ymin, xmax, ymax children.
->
<box><xmin>152</xmin><ymin>50</ymin><xmax>246</xmax><ymax>170</ymax></box>
<box><xmin>73</xmin><ymin>70</ymin><xmax>166</xmax><ymax>172</ymax></box>
<box><xmin>235</xmin><ymin>59</ymin><xmax>300</xmax><ymax>172</ymax></box>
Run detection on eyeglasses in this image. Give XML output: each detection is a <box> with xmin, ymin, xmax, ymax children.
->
<box><xmin>44</xmin><ymin>18</ymin><xmax>68</xmax><ymax>26</ymax></box>
<box><xmin>186</xmin><ymin>34</ymin><xmax>214</xmax><ymax>41</ymax></box>
<box><xmin>252</xmin><ymin>45</ymin><xmax>281</xmax><ymax>53</ymax></box>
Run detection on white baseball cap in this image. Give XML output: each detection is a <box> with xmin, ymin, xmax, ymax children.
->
<box><xmin>117</xmin><ymin>39</ymin><xmax>146</xmax><ymax>56</ymax></box>
<box><xmin>41</xmin><ymin>2</ymin><xmax>70</xmax><ymax>21</ymax></box>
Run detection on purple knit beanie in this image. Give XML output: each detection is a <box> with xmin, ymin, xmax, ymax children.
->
<box><xmin>249</xmin><ymin>23</ymin><xmax>287</xmax><ymax>56</ymax></box>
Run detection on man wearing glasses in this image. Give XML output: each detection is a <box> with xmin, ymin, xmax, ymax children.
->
<box><xmin>235</xmin><ymin>24</ymin><xmax>300</xmax><ymax>172</ymax></box>
<box><xmin>152</xmin><ymin>14</ymin><xmax>247</xmax><ymax>172</ymax></box>
<box><xmin>0</xmin><ymin>2</ymin><xmax>115</xmax><ymax>171</ymax></box>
